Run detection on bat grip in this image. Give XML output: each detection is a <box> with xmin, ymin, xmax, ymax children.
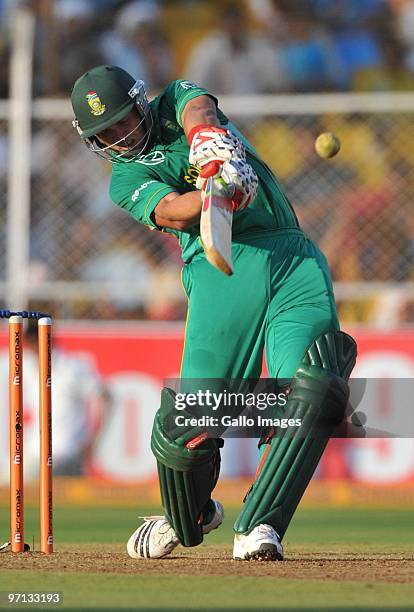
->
<box><xmin>200</xmin><ymin>161</ymin><xmax>222</xmax><ymax>178</ymax></box>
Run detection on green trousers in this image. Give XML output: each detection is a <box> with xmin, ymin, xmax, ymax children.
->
<box><xmin>181</xmin><ymin>229</ymin><xmax>339</xmax><ymax>380</ymax></box>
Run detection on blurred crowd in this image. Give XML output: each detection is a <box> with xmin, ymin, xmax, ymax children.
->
<box><xmin>2</xmin><ymin>0</ymin><xmax>414</xmax><ymax>96</ymax></box>
<box><xmin>0</xmin><ymin>0</ymin><xmax>413</xmax><ymax>324</ymax></box>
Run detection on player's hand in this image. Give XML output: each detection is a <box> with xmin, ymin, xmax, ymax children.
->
<box><xmin>188</xmin><ymin>124</ymin><xmax>245</xmax><ymax>170</ymax></box>
<box><xmin>221</xmin><ymin>158</ymin><xmax>258</xmax><ymax>210</ymax></box>
<box><xmin>196</xmin><ymin>159</ymin><xmax>258</xmax><ymax>211</ymax></box>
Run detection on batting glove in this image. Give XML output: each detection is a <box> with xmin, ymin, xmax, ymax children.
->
<box><xmin>188</xmin><ymin>124</ymin><xmax>246</xmax><ymax>169</ymax></box>
<box><xmin>220</xmin><ymin>158</ymin><xmax>258</xmax><ymax>211</ymax></box>
<box><xmin>195</xmin><ymin>159</ymin><xmax>258</xmax><ymax>211</ymax></box>
<box><xmin>188</xmin><ymin>125</ymin><xmax>257</xmax><ymax>211</ymax></box>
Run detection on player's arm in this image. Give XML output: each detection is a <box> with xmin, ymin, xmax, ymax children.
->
<box><xmin>152</xmin><ymin>94</ymin><xmax>257</xmax><ymax>229</ymax></box>
<box><xmin>181</xmin><ymin>95</ymin><xmax>220</xmax><ymax>136</ymax></box>
<box><xmin>183</xmin><ymin>95</ymin><xmax>258</xmax><ymax>211</ymax></box>
<box><xmin>152</xmin><ymin>190</ymin><xmax>202</xmax><ymax>230</ymax></box>
<box><xmin>152</xmin><ymin>96</ymin><xmax>221</xmax><ymax>230</ymax></box>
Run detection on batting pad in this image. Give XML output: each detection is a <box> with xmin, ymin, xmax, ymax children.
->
<box><xmin>151</xmin><ymin>388</ymin><xmax>222</xmax><ymax>547</ymax></box>
<box><xmin>234</xmin><ymin>331</ymin><xmax>357</xmax><ymax>538</ymax></box>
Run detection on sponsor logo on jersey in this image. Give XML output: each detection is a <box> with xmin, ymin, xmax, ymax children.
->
<box><xmin>184</xmin><ymin>164</ymin><xmax>200</xmax><ymax>187</ymax></box>
<box><xmin>135</xmin><ymin>151</ymin><xmax>165</xmax><ymax>166</ymax></box>
<box><xmin>161</xmin><ymin>118</ymin><xmax>181</xmax><ymax>133</ymax></box>
<box><xmin>86</xmin><ymin>91</ymin><xmax>106</xmax><ymax>116</ymax></box>
<box><xmin>131</xmin><ymin>180</ymin><xmax>157</xmax><ymax>202</ymax></box>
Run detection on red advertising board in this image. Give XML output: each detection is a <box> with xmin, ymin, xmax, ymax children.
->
<box><xmin>0</xmin><ymin>323</ymin><xmax>413</xmax><ymax>484</ymax></box>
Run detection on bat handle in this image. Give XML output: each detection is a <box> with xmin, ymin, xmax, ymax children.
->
<box><xmin>200</xmin><ymin>161</ymin><xmax>222</xmax><ymax>178</ymax></box>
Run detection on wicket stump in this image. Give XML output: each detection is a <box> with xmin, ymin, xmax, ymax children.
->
<box><xmin>3</xmin><ymin>310</ymin><xmax>53</xmax><ymax>554</ymax></box>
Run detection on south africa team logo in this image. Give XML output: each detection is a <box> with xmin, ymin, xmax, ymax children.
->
<box><xmin>86</xmin><ymin>91</ymin><xmax>106</xmax><ymax>116</ymax></box>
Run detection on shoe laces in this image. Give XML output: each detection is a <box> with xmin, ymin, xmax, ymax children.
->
<box><xmin>255</xmin><ymin>524</ymin><xmax>279</xmax><ymax>540</ymax></box>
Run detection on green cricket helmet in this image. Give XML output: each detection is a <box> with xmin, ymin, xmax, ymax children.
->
<box><xmin>71</xmin><ymin>65</ymin><xmax>153</xmax><ymax>162</ymax></box>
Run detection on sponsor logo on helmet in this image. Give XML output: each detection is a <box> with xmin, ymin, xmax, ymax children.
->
<box><xmin>86</xmin><ymin>91</ymin><xmax>106</xmax><ymax>116</ymax></box>
<box><xmin>180</xmin><ymin>80</ymin><xmax>198</xmax><ymax>90</ymax></box>
<box><xmin>128</xmin><ymin>80</ymin><xmax>144</xmax><ymax>98</ymax></box>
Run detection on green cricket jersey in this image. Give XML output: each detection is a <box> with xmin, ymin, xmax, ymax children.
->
<box><xmin>109</xmin><ymin>80</ymin><xmax>299</xmax><ymax>264</ymax></box>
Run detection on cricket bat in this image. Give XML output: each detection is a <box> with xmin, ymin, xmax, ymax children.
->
<box><xmin>200</xmin><ymin>176</ymin><xmax>233</xmax><ymax>276</ymax></box>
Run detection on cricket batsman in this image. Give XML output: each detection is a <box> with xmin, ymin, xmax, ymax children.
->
<box><xmin>71</xmin><ymin>65</ymin><xmax>357</xmax><ymax>561</ymax></box>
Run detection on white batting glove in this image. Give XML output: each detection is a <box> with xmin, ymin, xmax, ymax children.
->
<box><xmin>188</xmin><ymin>124</ymin><xmax>246</xmax><ymax>169</ymax></box>
<box><xmin>188</xmin><ymin>125</ymin><xmax>257</xmax><ymax>211</ymax></box>
<box><xmin>220</xmin><ymin>158</ymin><xmax>258</xmax><ymax>210</ymax></box>
<box><xmin>195</xmin><ymin>158</ymin><xmax>258</xmax><ymax>211</ymax></box>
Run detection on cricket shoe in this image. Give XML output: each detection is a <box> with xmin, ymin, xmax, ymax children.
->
<box><xmin>127</xmin><ymin>500</ymin><xmax>224</xmax><ymax>559</ymax></box>
<box><xmin>233</xmin><ymin>524</ymin><xmax>284</xmax><ymax>561</ymax></box>
<box><xmin>202</xmin><ymin>499</ymin><xmax>225</xmax><ymax>534</ymax></box>
<box><xmin>127</xmin><ymin>516</ymin><xmax>179</xmax><ymax>559</ymax></box>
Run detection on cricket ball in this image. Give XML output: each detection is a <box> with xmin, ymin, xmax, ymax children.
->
<box><xmin>314</xmin><ymin>132</ymin><xmax>341</xmax><ymax>159</ymax></box>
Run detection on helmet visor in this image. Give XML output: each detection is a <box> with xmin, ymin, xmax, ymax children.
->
<box><xmin>86</xmin><ymin>109</ymin><xmax>153</xmax><ymax>161</ymax></box>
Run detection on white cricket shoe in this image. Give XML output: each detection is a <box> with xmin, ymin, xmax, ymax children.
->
<box><xmin>127</xmin><ymin>500</ymin><xmax>224</xmax><ymax>559</ymax></box>
<box><xmin>127</xmin><ymin>516</ymin><xmax>179</xmax><ymax>559</ymax></box>
<box><xmin>233</xmin><ymin>524</ymin><xmax>284</xmax><ymax>561</ymax></box>
<box><xmin>202</xmin><ymin>499</ymin><xmax>224</xmax><ymax>535</ymax></box>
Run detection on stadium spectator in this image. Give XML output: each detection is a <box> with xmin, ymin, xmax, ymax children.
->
<box><xmin>248</xmin><ymin>120</ymin><xmax>303</xmax><ymax>181</ymax></box>
<box><xmin>75</xmin><ymin>215</ymin><xmax>184</xmax><ymax>320</ymax></box>
<box><xmin>394</xmin><ymin>0</ymin><xmax>414</xmax><ymax>72</ymax></box>
<box><xmin>281</xmin><ymin>123</ymin><xmax>357</xmax><ymax>240</ymax></box>
<box><xmin>246</xmin><ymin>0</ymin><xmax>288</xmax><ymax>33</ymax></box>
<box><xmin>331</xmin><ymin>115</ymin><xmax>389</xmax><ymax>188</ymax></box>
<box><xmin>55</xmin><ymin>0</ymin><xmax>105</xmax><ymax>95</ymax></box>
<box><xmin>320</xmin><ymin>168</ymin><xmax>410</xmax><ymax>283</ymax></box>
<box><xmin>309</xmin><ymin>0</ymin><xmax>391</xmax><ymax>89</ymax></box>
<box><xmin>2</xmin><ymin>0</ymin><xmax>413</xmax><ymax>324</ymax></box>
<box><xmin>100</xmin><ymin>0</ymin><xmax>173</xmax><ymax>94</ymax></box>
<box><xmin>353</xmin><ymin>36</ymin><xmax>414</xmax><ymax>90</ymax></box>
<box><xmin>276</xmin><ymin>9</ymin><xmax>340</xmax><ymax>92</ymax></box>
<box><xmin>184</xmin><ymin>2</ymin><xmax>287</xmax><ymax>94</ymax></box>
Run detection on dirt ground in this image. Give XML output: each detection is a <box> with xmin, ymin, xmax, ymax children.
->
<box><xmin>1</xmin><ymin>546</ymin><xmax>413</xmax><ymax>583</ymax></box>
